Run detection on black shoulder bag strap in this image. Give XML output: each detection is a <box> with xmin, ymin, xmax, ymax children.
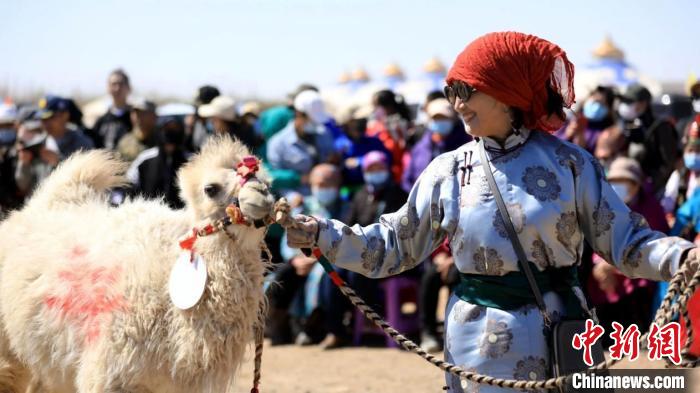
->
<box><xmin>478</xmin><ymin>140</ymin><xmax>552</xmax><ymax>328</ymax></box>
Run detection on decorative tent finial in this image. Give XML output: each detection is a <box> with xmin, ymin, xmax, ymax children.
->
<box><xmin>592</xmin><ymin>35</ymin><xmax>625</xmax><ymax>61</ymax></box>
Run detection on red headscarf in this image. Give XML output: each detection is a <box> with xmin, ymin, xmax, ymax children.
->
<box><xmin>446</xmin><ymin>31</ymin><xmax>575</xmax><ymax>132</ymax></box>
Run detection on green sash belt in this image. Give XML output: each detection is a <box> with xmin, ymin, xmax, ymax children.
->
<box><xmin>454</xmin><ymin>262</ymin><xmax>586</xmax><ymax>318</ymax></box>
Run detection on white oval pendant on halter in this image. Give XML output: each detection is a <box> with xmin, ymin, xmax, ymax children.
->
<box><xmin>169</xmin><ymin>252</ymin><xmax>208</xmax><ymax>310</ymax></box>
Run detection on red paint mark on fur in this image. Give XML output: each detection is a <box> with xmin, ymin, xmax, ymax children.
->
<box><xmin>68</xmin><ymin>245</ymin><xmax>88</xmax><ymax>259</ymax></box>
<box><xmin>43</xmin><ymin>251</ymin><xmax>128</xmax><ymax>345</ymax></box>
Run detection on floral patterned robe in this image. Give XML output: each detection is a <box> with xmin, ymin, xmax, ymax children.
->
<box><xmin>314</xmin><ymin>128</ymin><xmax>694</xmax><ymax>392</ymax></box>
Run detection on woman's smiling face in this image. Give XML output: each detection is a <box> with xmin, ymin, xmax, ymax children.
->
<box><xmin>452</xmin><ymin>90</ymin><xmax>513</xmax><ymax>140</ymax></box>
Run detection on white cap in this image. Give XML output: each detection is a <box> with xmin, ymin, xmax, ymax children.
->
<box><xmin>198</xmin><ymin>96</ymin><xmax>236</xmax><ymax>121</ymax></box>
<box><xmin>426</xmin><ymin>98</ymin><xmax>453</xmax><ymax>118</ymax></box>
<box><xmin>0</xmin><ymin>103</ymin><xmax>18</xmax><ymax>124</ymax></box>
<box><xmin>294</xmin><ymin>90</ymin><xmax>330</xmax><ymax>125</ymax></box>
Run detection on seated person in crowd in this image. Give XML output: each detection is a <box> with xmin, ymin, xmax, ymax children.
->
<box><xmin>256</xmin><ymin>84</ymin><xmax>316</xmax><ymax>159</ymax></box>
<box><xmin>126</xmin><ymin>117</ymin><xmax>190</xmax><ymax>209</ymax></box>
<box><xmin>266</xmin><ymin>164</ymin><xmax>347</xmax><ymax>345</ymax></box>
<box><xmin>335</xmin><ymin>105</ymin><xmax>390</xmax><ymax>189</ymax></box>
<box><xmin>316</xmin><ymin>151</ymin><xmax>409</xmax><ymax>349</ymax></box>
<box><xmin>117</xmin><ymin>98</ymin><xmax>159</xmax><ymax>162</ymax></box>
<box><xmin>587</xmin><ymin>157</ymin><xmax>668</xmax><ymax>346</ymax></box>
<box><xmin>662</xmin><ymin>118</ymin><xmax>700</xmax><ymax>218</ymax></box>
<box><xmin>556</xmin><ymin>85</ymin><xmax>618</xmax><ymax>154</ymax></box>
<box><xmin>36</xmin><ymin>95</ymin><xmax>93</xmax><ymax>159</ymax></box>
<box><xmin>266</xmin><ymin>90</ymin><xmax>336</xmax><ymax>197</ymax></box>
<box><xmin>0</xmin><ymin>103</ymin><xmax>21</xmax><ymax>212</ymax></box>
<box><xmin>401</xmin><ymin>96</ymin><xmax>469</xmax><ymax>193</ymax></box>
<box><xmin>197</xmin><ymin>95</ymin><xmax>259</xmax><ymax>151</ymax></box>
<box><xmin>619</xmin><ymin>84</ymin><xmax>680</xmax><ymax>194</ymax></box>
<box><xmin>366</xmin><ymin>90</ymin><xmax>412</xmax><ymax>183</ymax></box>
<box><xmin>14</xmin><ymin>118</ymin><xmax>60</xmax><ymax>198</ymax></box>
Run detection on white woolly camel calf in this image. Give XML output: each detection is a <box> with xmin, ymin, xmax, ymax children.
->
<box><xmin>0</xmin><ymin>136</ymin><xmax>276</xmax><ymax>393</ymax></box>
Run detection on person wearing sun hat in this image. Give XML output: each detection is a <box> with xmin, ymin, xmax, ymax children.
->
<box><xmin>116</xmin><ymin>98</ymin><xmax>158</xmax><ymax>162</ymax></box>
<box><xmin>284</xmin><ymin>32</ymin><xmax>699</xmax><ymax>391</ymax></box>
<box><xmin>266</xmin><ymin>90</ymin><xmax>335</xmax><ymax>197</ymax></box>
<box><xmin>197</xmin><ymin>95</ymin><xmax>258</xmax><ymax>151</ymax></box>
<box><xmin>587</xmin><ymin>156</ymin><xmax>669</xmax><ymax>347</ymax></box>
<box><xmin>662</xmin><ymin>117</ymin><xmax>700</xmax><ymax>216</ymax></box>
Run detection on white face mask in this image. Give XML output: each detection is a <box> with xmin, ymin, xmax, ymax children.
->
<box><xmin>617</xmin><ymin>102</ymin><xmax>639</xmax><ymax>121</ymax></box>
<box><xmin>693</xmin><ymin>99</ymin><xmax>700</xmax><ymax>114</ymax></box>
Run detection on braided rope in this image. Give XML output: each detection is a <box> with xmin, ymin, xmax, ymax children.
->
<box><xmin>251</xmin><ymin>328</ymin><xmax>264</xmax><ymax>393</ymax></box>
<box><xmin>317</xmin><ymin>254</ymin><xmax>700</xmax><ymax>391</ymax></box>
<box><xmin>269</xmin><ymin>199</ymin><xmax>699</xmax><ymax>390</ymax></box>
<box><xmin>208</xmin><ymin>214</ymin><xmax>272</xmax><ymax>393</ymax></box>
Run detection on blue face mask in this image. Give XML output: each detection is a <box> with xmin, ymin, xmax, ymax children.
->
<box><xmin>428</xmin><ymin>119</ymin><xmax>453</xmax><ymax>136</ymax></box>
<box><xmin>364</xmin><ymin>170</ymin><xmax>390</xmax><ymax>186</ymax></box>
<box><xmin>611</xmin><ymin>182</ymin><xmax>630</xmax><ymax>203</ymax></box>
<box><xmin>204</xmin><ymin>119</ymin><xmax>215</xmax><ymax>134</ymax></box>
<box><xmin>313</xmin><ymin>187</ymin><xmax>338</xmax><ymax>206</ymax></box>
<box><xmin>684</xmin><ymin>153</ymin><xmax>700</xmax><ymax>171</ymax></box>
<box><xmin>304</xmin><ymin>122</ymin><xmax>320</xmax><ymax>134</ymax></box>
<box><xmin>0</xmin><ymin>129</ymin><xmax>16</xmax><ymax>146</ymax></box>
<box><xmin>583</xmin><ymin>101</ymin><xmax>609</xmax><ymax>122</ymax></box>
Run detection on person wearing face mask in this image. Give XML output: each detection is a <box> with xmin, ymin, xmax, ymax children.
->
<box><xmin>317</xmin><ymin>152</ymin><xmax>407</xmax><ymax>349</ymax></box>
<box><xmin>401</xmin><ymin>96</ymin><xmax>470</xmax><ymax>193</ymax></box>
<box><xmin>557</xmin><ymin>85</ymin><xmax>619</xmax><ymax>154</ymax></box>
<box><xmin>618</xmin><ymin>84</ymin><xmax>680</xmax><ymax>194</ymax></box>
<box><xmin>587</xmin><ymin>157</ymin><xmax>668</xmax><ymax>346</ymax></box>
<box><xmin>345</xmin><ymin>151</ymin><xmax>407</xmax><ymax>227</ymax></box>
<box><xmin>284</xmin><ymin>32</ymin><xmax>700</xmax><ymax>391</ymax></box>
<box><xmin>366</xmin><ymin>90</ymin><xmax>413</xmax><ymax>182</ymax></box>
<box><xmin>266</xmin><ymin>90</ymin><xmax>336</xmax><ymax>197</ymax></box>
<box><xmin>675</xmin><ymin>81</ymin><xmax>700</xmax><ymax>144</ymax></box>
<box><xmin>662</xmin><ymin>118</ymin><xmax>700</xmax><ymax>217</ymax></box>
<box><xmin>125</xmin><ymin>117</ymin><xmax>191</xmax><ymax>209</ymax></box>
<box><xmin>336</xmin><ymin>105</ymin><xmax>391</xmax><ymax>188</ymax></box>
<box><xmin>266</xmin><ymin>164</ymin><xmax>347</xmax><ymax>346</ymax></box>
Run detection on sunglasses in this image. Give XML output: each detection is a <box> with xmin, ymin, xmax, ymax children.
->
<box><xmin>444</xmin><ymin>81</ymin><xmax>477</xmax><ymax>106</ymax></box>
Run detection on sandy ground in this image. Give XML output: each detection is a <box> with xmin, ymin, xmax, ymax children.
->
<box><xmin>232</xmin><ymin>342</ymin><xmax>700</xmax><ymax>393</ymax></box>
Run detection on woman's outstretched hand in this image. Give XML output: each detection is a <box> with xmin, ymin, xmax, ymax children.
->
<box><xmin>272</xmin><ymin>198</ymin><xmax>320</xmax><ymax>249</ymax></box>
<box><xmin>287</xmin><ymin>214</ymin><xmax>320</xmax><ymax>249</ymax></box>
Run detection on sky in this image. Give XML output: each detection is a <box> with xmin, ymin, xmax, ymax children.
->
<box><xmin>2</xmin><ymin>0</ymin><xmax>698</xmax><ymax>101</ymax></box>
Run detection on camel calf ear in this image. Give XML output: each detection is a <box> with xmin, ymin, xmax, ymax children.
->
<box><xmin>177</xmin><ymin>163</ymin><xmax>200</xmax><ymax>211</ymax></box>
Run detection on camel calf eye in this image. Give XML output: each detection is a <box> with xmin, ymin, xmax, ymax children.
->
<box><xmin>204</xmin><ymin>184</ymin><xmax>221</xmax><ymax>198</ymax></box>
